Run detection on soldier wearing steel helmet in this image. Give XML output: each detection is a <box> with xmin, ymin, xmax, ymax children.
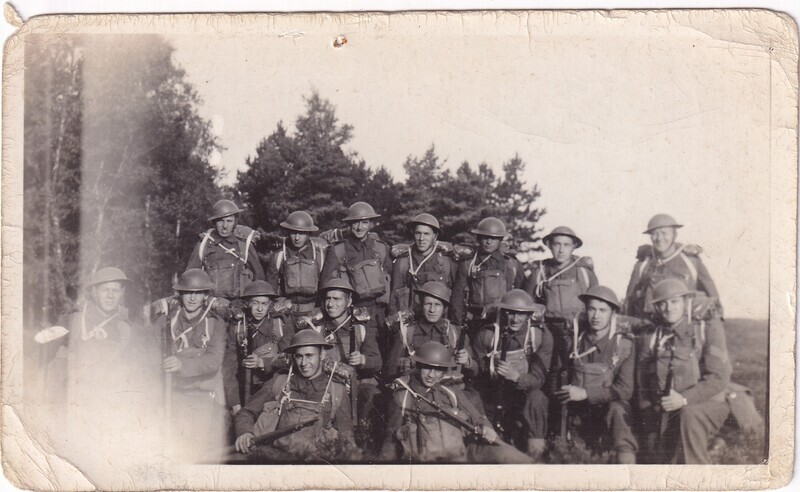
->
<box><xmin>233</xmin><ymin>330</ymin><xmax>354</xmax><ymax>460</ymax></box>
<box><xmin>265</xmin><ymin>211</ymin><xmax>327</xmax><ymax>317</ymax></box>
<box><xmin>471</xmin><ymin>289</ymin><xmax>552</xmax><ymax>459</ymax></box>
<box><xmin>624</xmin><ymin>214</ymin><xmax>721</xmax><ymax>319</ymax></box>
<box><xmin>389</xmin><ymin>213</ymin><xmax>457</xmax><ymax>315</ymax></box>
<box><xmin>155</xmin><ymin>268</ymin><xmax>228</xmax><ymax>459</ymax></box>
<box><xmin>450</xmin><ymin>217</ymin><xmax>525</xmax><ymax>327</ymax></box>
<box><xmin>380</xmin><ymin>341</ymin><xmax>534</xmax><ymax>463</ymax></box>
<box><xmin>222</xmin><ymin>280</ymin><xmax>294</xmax><ymax>412</ymax></box>
<box><xmin>554</xmin><ymin>286</ymin><xmax>637</xmax><ymax>464</ymax></box>
<box><xmin>635</xmin><ymin>278</ymin><xmax>731</xmax><ymax>464</ymax></box>
<box><xmin>186</xmin><ymin>199</ymin><xmax>265</xmax><ymax>300</ymax></box>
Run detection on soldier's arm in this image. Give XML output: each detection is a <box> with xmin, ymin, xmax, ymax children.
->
<box><xmin>586</xmin><ymin>338</ymin><xmax>634</xmax><ymax>404</ymax></box>
<box><xmin>334</xmin><ymin>386</ymin><xmax>355</xmax><ymax>442</ymax></box>
<box><xmin>264</xmin><ymin>253</ymin><xmax>281</xmax><ymax>292</ymax></box>
<box><xmin>177</xmin><ymin>317</ymin><xmax>228</xmax><ymax>378</ymax></box>
<box><xmin>694</xmin><ymin>257</ymin><xmax>721</xmax><ymax>305</ymax></box>
<box><xmin>455</xmin><ymin>387</ymin><xmax>491</xmax><ymax>428</ymax></box>
<box><xmin>634</xmin><ymin>332</ymin><xmax>654</xmax><ymax>409</ymax></box>
<box><xmin>470</xmin><ymin>330</ymin><xmax>489</xmax><ymax>377</ymax></box>
<box><xmin>379</xmin><ymin>392</ymin><xmax>406</xmax><ymax>461</ymax></box>
<box><xmin>247</xmin><ymin>244</ymin><xmax>266</xmax><ymax>281</ymax></box>
<box><xmin>623</xmin><ymin>262</ymin><xmax>643</xmax><ymax>316</ymax></box>
<box><xmin>449</xmin><ymin>262</ymin><xmax>469</xmax><ymax>325</ymax></box>
<box><xmin>514</xmin><ymin>326</ymin><xmax>553</xmax><ymax>391</ymax></box>
<box><xmin>186</xmin><ymin>241</ymin><xmax>204</xmax><ymax>271</ymax></box>
<box><xmin>384</xmin><ymin>331</ymin><xmax>407</xmax><ymax>379</ymax></box>
<box><xmin>360</xmin><ymin>322</ymin><xmax>383</xmax><ymax>376</ymax></box>
<box><xmin>523</xmin><ymin>267</ymin><xmax>539</xmax><ymax>303</ymax></box>
<box><xmin>681</xmin><ymin>320</ymin><xmax>732</xmax><ymax>404</ymax></box>
<box><xmin>388</xmin><ymin>258</ymin><xmax>409</xmax><ymax>314</ymax></box>
<box><xmin>234</xmin><ymin>380</ymin><xmax>278</xmax><ymax>437</ymax></box>
<box><xmin>459</xmin><ymin>332</ymin><xmax>480</xmax><ymax>378</ymax></box>
<box><xmin>381</xmin><ymin>242</ymin><xmax>393</xmax><ymax>274</ymax></box>
<box><xmin>319</xmin><ymin>245</ymin><xmax>341</xmax><ymax>283</ymax></box>
<box><xmin>586</xmin><ymin>267</ymin><xmax>599</xmax><ymax>289</ymax></box>
<box><xmin>511</xmin><ymin>258</ymin><xmax>525</xmax><ymax>289</ymax></box>
<box><xmin>221</xmin><ymin>326</ymin><xmax>242</xmax><ymax>408</ymax></box>
<box><xmin>275</xmin><ymin>317</ymin><xmax>294</xmax><ymax>352</ymax></box>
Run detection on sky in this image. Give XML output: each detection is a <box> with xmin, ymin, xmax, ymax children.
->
<box><xmin>166</xmin><ymin>11</ymin><xmax>778</xmax><ymax>319</ymax></box>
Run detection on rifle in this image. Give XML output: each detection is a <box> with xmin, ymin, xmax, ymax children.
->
<box><xmin>163</xmin><ymin>303</ymin><xmax>173</xmax><ymax>421</ymax></box>
<box><xmin>656</xmin><ymin>344</ymin><xmax>675</xmax><ymax>458</ymax></box>
<box><xmin>349</xmin><ymin>324</ymin><xmax>359</xmax><ymax>428</ymax></box>
<box><xmin>239</xmin><ymin>316</ymin><xmax>252</xmax><ymax>405</ymax></box>
<box><xmin>223</xmin><ymin>416</ymin><xmax>320</xmax><ymax>456</ymax></box>
<box><xmin>494</xmin><ymin>319</ymin><xmax>511</xmax><ymax>437</ymax></box>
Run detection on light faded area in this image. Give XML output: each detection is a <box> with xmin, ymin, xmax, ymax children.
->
<box><xmin>1</xmin><ymin>9</ymin><xmax>796</xmax><ymax>491</ymax></box>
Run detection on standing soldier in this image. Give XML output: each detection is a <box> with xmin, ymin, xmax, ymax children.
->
<box><xmin>320</xmin><ymin>201</ymin><xmax>392</xmax><ymax>347</ymax></box>
<box><xmin>266</xmin><ymin>211</ymin><xmax>326</xmax><ymax>317</ymax></box>
<box><xmin>555</xmin><ymin>286</ymin><xmax>637</xmax><ymax>464</ymax></box>
<box><xmin>380</xmin><ymin>341</ymin><xmax>533</xmax><ymax>463</ymax></box>
<box><xmin>635</xmin><ymin>278</ymin><xmax>731</xmax><ymax>464</ymax></box>
<box><xmin>186</xmin><ymin>199</ymin><xmax>265</xmax><ymax>301</ymax></box>
<box><xmin>295</xmin><ymin>277</ymin><xmax>382</xmax><ymax>445</ymax></box>
<box><xmin>233</xmin><ymin>330</ymin><xmax>355</xmax><ymax>460</ymax></box>
<box><xmin>389</xmin><ymin>213</ymin><xmax>456</xmax><ymax>314</ymax></box>
<box><xmin>624</xmin><ymin>214</ymin><xmax>721</xmax><ymax>319</ymax></box>
<box><xmin>450</xmin><ymin>217</ymin><xmax>525</xmax><ymax>329</ymax></box>
<box><xmin>156</xmin><ymin>269</ymin><xmax>228</xmax><ymax>460</ymax></box>
<box><xmin>471</xmin><ymin>289</ymin><xmax>552</xmax><ymax>459</ymax></box>
<box><xmin>523</xmin><ymin>226</ymin><xmax>597</xmax><ymax>439</ymax></box>
<box><xmin>223</xmin><ymin>280</ymin><xmax>294</xmax><ymax>413</ymax></box>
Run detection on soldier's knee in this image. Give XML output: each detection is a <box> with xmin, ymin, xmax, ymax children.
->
<box><xmin>679</xmin><ymin>403</ymin><xmax>705</xmax><ymax>428</ymax></box>
<box><xmin>607</xmin><ymin>401</ymin><xmax>629</xmax><ymax>420</ymax></box>
<box><xmin>525</xmin><ymin>389</ymin><xmax>549</xmax><ymax>410</ymax></box>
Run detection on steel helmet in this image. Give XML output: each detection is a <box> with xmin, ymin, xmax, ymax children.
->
<box><xmin>650</xmin><ymin>278</ymin><xmax>696</xmax><ymax>304</ymax></box>
<box><xmin>280</xmin><ymin>211</ymin><xmax>319</xmax><ymax>233</ymax></box>
<box><xmin>242</xmin><ymin>280</ymin><xmax>279</xmax><ymax>298</ymax></box>
<box><xmin>496</xmin><ymin>289</ymin><xmax>539</xmax><ymax>312</ymax></box>
<box><xmin>208</xmin><ymin>199</ymin><xmax>244</xmax><ymax>222</ymax></box>
<box><xmin>319</xmin><ymin>277</ymin><xmax>356</xmax><ymax>295</ymax></box>
<box><xmin>579</xmin><ymin>285</ymin><xmax>621</xmax><ymax>311</ymax></box>
<box><xmin>643</xmin><ymin>214</ymin><xmax>683</xmax><ymax>234</ymax></box>
<box><xmin>173</xmin><ymin>268</ymin><xmax>215</xmax><ymax>292</ymax></box>
<box><xmin>415</xmin><ymin>281</ymin><xmax>452</xmax><ymax>305</ymax></box>
<box><xmin>284</xmin><ymin>329</ymin><xmax>333</xmax><ymax>352</ymax></box>
<box><xmin>471</xmin><ymin>217</ymin><xmax>507</xmax><ymax>238</ymax></box>
<box><xmin>543</xmin><ymin>226</ymin><xmax>583</xmax><ymax>249</ymax></box>
<box><xmin>410</xmin><ymin>341</ymin><xmax>458</xmax><ymax>368</ymax></box>
<box><xmin>85</xmin><ymin>267</ymin><xmax>129</xmax><ymax>290</ymax></box>
<box><xmin>343</xmin><ymin>201</ymin><xmax>380</xmax><ymax>222</ymax></box>
<box><xmin>407</xmin><ymin>213</ymin><xmax>441</xmax><ymax>234</ymax></box>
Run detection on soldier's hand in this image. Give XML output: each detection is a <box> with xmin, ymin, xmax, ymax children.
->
<box><xmin>661</xmin><ymin>389</ymin><xmax>687</xmax><ymax>412</ymax></box>
<box><xmin>232</xmin><ymin>404</ymin><xmax>242</xmax><ymax>414</ymax></box>
<box><xmin>235</xmin><ymin>432</ymin><xmax>255</xmax><ymax>454</ymax></box>
<box><xmin>243</xmin><ymin>354</ymin><xmax>264</xmax><ymax>369</ymax></box>
<box><xmin>163</xmin><ymin>356</ymin><xmax>182</xmax><ymax>373</ymax></box>
<box><xmin>480</xmin><ymin>425</ymin><xmax>499</xmax><ymax>444</ymax></box>
<box><xmin>348</xmin><ymin>351</ymin><xmax>366</xmax><ymax>367</ymax></box>
<box><xmin>454</xmin><ymin>349</ymin><xmax>471</xmax><ymax>366</ymax></box>
<box><xmin>556</xmin><ymin>385</ymin><xmax>587</xmax><ymax>403</ymax></box>
<box><xmin>400</xmin><ymin>358</ymin><xmax>413</xmax><ymax>373</ymax></box>
<box><xmin>495</xmin><ymin>360</ymin><xmax>520</xmax><ymax>382</ymax></box>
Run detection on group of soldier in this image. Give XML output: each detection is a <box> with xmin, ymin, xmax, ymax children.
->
<box><xmin>46</xmin><ymin>198</ymin><xmax>763</xmax><ymax>465</ymax></box>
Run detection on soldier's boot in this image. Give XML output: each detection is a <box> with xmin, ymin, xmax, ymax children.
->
<box><xmin>527</xmin><ymin>438</ymin><xmax>546</xmax><ymax>461</ymax></box>
<box><xmin>616</xmin><ymin>450</ymin><xmax>637</xmax><ymax>464</ymax></box>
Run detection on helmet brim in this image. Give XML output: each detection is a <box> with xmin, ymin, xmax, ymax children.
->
<box><xmin>343</xmin><ymin>214</ymin><xmax>381</xmax><ymax>222</ymax></box>
<box><xmin>285</xmin><ymin>341</ymin><xmax>334</xmax><ymax>352</ymax></box>
<box><xmin>280</xmin><ymin>222</ymin><xmax>319</xmax><ymax>232</ymax></box>
<box><xmin>410</xmin><ymin>354</ymin><xmax>458</xmax><ymax>368</ymax></box>
<box><xmin>643</xmin><ymin>224</ymin><xmax>683</xmax><ymax>234</ymax></box>
<box><xmin>543</xmin><ymin>233</ymin><xmax>583</xmax><ymax>249</ymax></box>
<box><xmin>415</xmin><ymin>289</ymin><xmax>451</xmax><ymax>305</ymax></box>
<box><xmin>649</xmin><ymin>289</ymin><xmax>696</xmax><ymax>305</ymax></box>
<box><xmin>578</xmin><ymin>294</ymin><xmax>620</xmax><ymax>311</ymax></box>
<box><xmin>471</xmin><ymin>229</ymin><xmax>505</xmax><ymax>238</ymax></box>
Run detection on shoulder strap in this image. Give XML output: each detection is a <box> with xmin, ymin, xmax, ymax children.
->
<box><xmin>400</xmin><ymin>318</ymin><xmax>415</xmax><ymax>355</ymax></box>
<box><xmin>315</xmin><ymin>243</ymin><xmax>326</xmax><ymax>273</ymax></box>
<box><xmin>446</xmin><ymin>321</ymin><xmax>458</xmax><ymax>348</ymax></box>
<box><xmin>243</xmin><ymin>229</ymin><xmax>256</xmax><ymax>263</ymax></box>
<box><xmin>578</xmin><ymin>266</ymin><xmax>591</xmax><ymax>290</ymax></box>
<box><xmin>636</xmin><ymin>257</ymin><xmax>650</xmax><ymax>281</ymax></box>
<box><xmin>198</xmin><ymin>230</ymin><xmax>214</xmax><ymax>261</ymax></box>
<box><xmin>679</xmin><ymin>252</ymin><xmax>699</xmax><ymax>284</ymax></box>
<box><xmin>333</xmin><ymin>242</ymin><xmax>346</xmax><ymax>262</ymax></box>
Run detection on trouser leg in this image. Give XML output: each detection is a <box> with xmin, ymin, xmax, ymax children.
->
<box><xmin>467</xmin><ymin>442</ymin><xmax>535</xmax><ymax>464</ymax></box>
<box><xmin>677</xmin><ymin>399</ymin><xmax>731</xmax><ymax>464</ymax></box>
<box><xmin>607</xmin><ymin>400</ymin><xmax>638</xmax><ymax>455</ymax></box>
<box><xmin>522</xmin><ymin>389</ymin><xmax>549</xmax><ymax>439</ymax></box>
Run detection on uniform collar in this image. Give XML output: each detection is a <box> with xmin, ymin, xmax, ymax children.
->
<box><xmin>347</xmin><ymin>235</ymin><xmax>370</xmax><ymax>250</ymax></box>
<box><xmin>293</xmin><ymin>370</ymin><xmax>327</xmax><ymax>391</ymax></box>
<box><xmin>417</xmin><ymin>318</ymin><xmax>448</xmax><ymax>335</ymax></box>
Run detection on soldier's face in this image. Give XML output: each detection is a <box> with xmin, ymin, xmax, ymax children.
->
<box><xmin>288</xmin><ymin>232</ymin><xmax>310</xmax><ymax>249</ymax></box>
<box><xmin>656</xmin><ymin>296</ymin><xmax>687</xmax><ymax>325</ymax></box>
<box><xmin>586</xmin><ymin>299</ymin><xmax>613</xmax><ymax>332</ymax></box>
<box><xmin>293</xmin><ymin>346</ymin><xmax>323</xmax><ymax>379</ymax></box>
<box><xmin>249</xmin><ymin>296</ymin><xmax>271</xmax><ymax>321</ymax></box>
<box><xmin>91</xmin><ymin>281</ymin><xmax>124</xmax><ymax>314</ymax></box>
<box><xmin>350</xmin><ymin>219</ymin><xmax>373</xmax><ymax>240</ymax></box>
<box><xmin>215</xmin><ymin>215</ymin><xmax>237</xmax><ymax>238</ymax></box>
<box><xmin>419</xmin><ymin>365</ymin><xmax>446</xmax><ymax>388</ymax></box>
<box><xmin>477</xmin><ymin>235</ymin><xmax>501</xmax><ymax>254</ymax></box>
<box><xmin>504</xmin><ymin>310</ymin><xmax>530</xmax><ymax>331</ymax></box>
<box><xmin>180</xmin><ymin>291</ymin><xmax>208</xmax><ymax>315</ymax></box>
<box><xmin>324</xmin><ymin>289</ymin><xmax>352</xmax><ymax>319</ymax></box>
<box><xmin>422</xmin><ymin>296</ymin><xmax>445</xmax><ymax>323</ymax></box>
<box><xmin>413</xmin><ymin>225</ymin><xmax>437</xmax><ymax>253</ymax></box>
<box><xmin>549</xmin><ymin>235</ymin><xmax>576</xmax><ymax>264</ymax></box>
<box><xmin>650</xmin><ymin>227</ymin><xmax>677</xmax><ymax>255</ymax></box>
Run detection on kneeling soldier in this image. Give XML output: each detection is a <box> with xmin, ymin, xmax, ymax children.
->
<box><xmin>381</xmin><ymin>341</ymin><xmax>533</xmax><ymax>463</ymax></box>
<box><xmin>223</xmin><ymin>280</ymin><xmax>294</xmax><ymax>412</ymax></box>
<box><xmin>636</xmin><ymin>278</ymin><xmax>731</xmax><ymax>464</ymax></box>
<box><xmin>233</xmin><ymin>330</ymin><xmax>354</xmax><ymax>460</ymax></box>
<box><xmin>471</xmin><ymin>289</ymin><xmax>552</xmax><ymax>459</ymax></box>
<box><xmin>555</xmin><ymin>286</ymin><xmax>637</xmax><ymax>464</ymax></box>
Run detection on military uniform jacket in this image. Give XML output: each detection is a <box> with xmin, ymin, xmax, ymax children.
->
<box><xmin>266</xmin><ymin>241</ymin><xmax>325</xmax><ymax>305</ymax></box>
<box><xmin>187</xmin><ymin>229</ymin><xmax>265</xmax><ymax>299</ymax></box>
<box><xmin>450</xmin><ymin>250</ymin><xmax>525</xmax><ymax>325</ymax></box>
<box><xmin>383</xmin><ymin>374</ymin><xmax>490</xmax><ymax>462</ymax></box>
<box><xmin>389</xmin><ymin>245</ymin><xmax>456</xmax><ymax>314</ymax></box>
<box><xmin>385</xmin><ymin>316</ymin><xmax>478</xmax><ymax>380</ymax></box>
<box><xmin>297</xmin><ymin>311</ymin><xmax>382</xmax><ymax>380</ymax></box>
<box><xmin>524</xmin><ymin>256</ymin><xmax>598</xmax><ymax>320</ymax></box>
<box><xmin>320</xmin><ymin>234</ymin><xmax>392</xmax><ymax>305</ymax></box>
<box><xmin>624</xmin><ymin>243</ymin><xmax>720</xmax><ymax>317</ymax></box>
<box><xmin>472</xmin><ymin>320</ymin><xmax>553</xmax><ymax>392</ymax></box>
<box><xmin>636</xmin><ymin>317</ymin><xmax>731</xmax><ymax>407</ymax></box>
<box><xmin>570</xmin><ymin>320</ymin><xmax>635</xmax><ymax>404</ymax></box>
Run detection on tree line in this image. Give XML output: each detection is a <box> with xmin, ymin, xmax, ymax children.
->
<box><xmin>23</xmin><ymin>35</ymin><xmax>545</xmax><ymax>330</ymax></box>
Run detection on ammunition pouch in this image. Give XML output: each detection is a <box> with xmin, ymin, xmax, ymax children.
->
<box><xmin>283</xmin><ymin>256</ymin><xmax>319</xmax><ymax>297</ymax></box>
<box><xmin>468</xmin><ymin>268</ymin><xmax>504</xmax><ymax>307</ymax></box>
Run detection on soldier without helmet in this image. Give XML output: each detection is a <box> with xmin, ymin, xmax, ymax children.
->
<box><xmin>450</xmin><ymin>217</ymin><xmax>525</xmax><ymax>328</ymax></box>
<box><xmin>555</xmin><ymin>286</ymin><xmax>638</xmax><ymax>464</ymax></box>
<box><xmin>624</xmin><ymin>214</ymin><xmax>721</xmax><ymax>319</ymax></box>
